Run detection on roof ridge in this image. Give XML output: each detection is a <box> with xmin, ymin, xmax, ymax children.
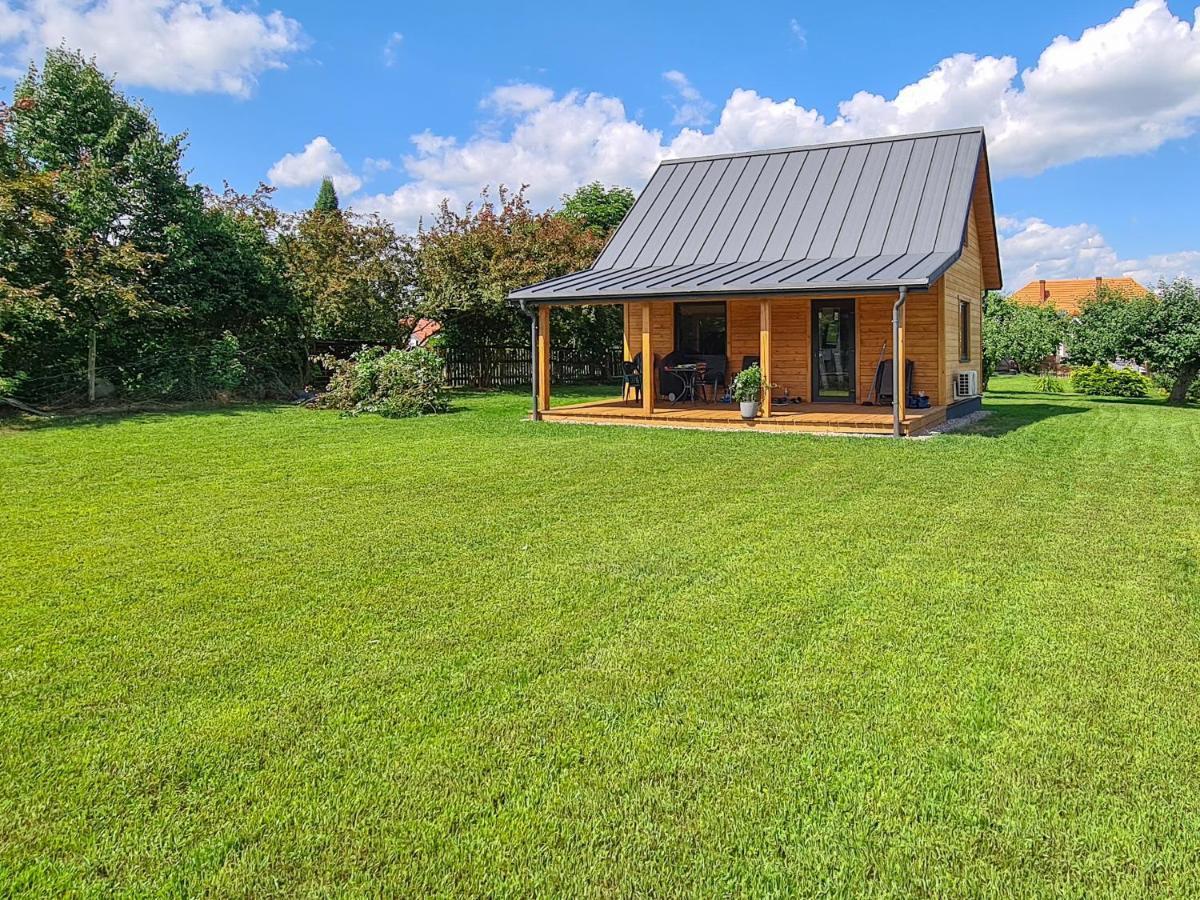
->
<box><xmin>662</xmin><ymin>126</ymin><xmax>985</xmax><ymax>166</ymax></box>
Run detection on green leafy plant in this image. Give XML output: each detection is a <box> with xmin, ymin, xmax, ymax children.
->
<box><xmin>1069</xmin><ymin>364</ymin><xmax>1150</xmax><ymax>398</ymax></box>
<box><xmin>1035</xmin><ymin>373</ymin><xmax>1066</xmax><ymax>393</ymax></box>
<box><xmin>731</xmin><ymin>364</ymin><xmax>770</xmax><ymax>403</ymax></box>
<box><xmin>319</xmin><ymin>346</ymin><xmax>449</xmax><ymax>418</ymax></box>
<box><xmin>206</xmin><ymin>332</ymin><xmax>246</xmax><ymax>393</ymax></box>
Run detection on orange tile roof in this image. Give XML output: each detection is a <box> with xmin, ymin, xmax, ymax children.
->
<box><xmin>1010</xmin><ymin>277</ymin><xmax>1149</xmax><ymax>316</ymax></box>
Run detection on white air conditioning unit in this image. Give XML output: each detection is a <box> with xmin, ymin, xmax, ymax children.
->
<box><xmin>954</xmin><ymin>370</ymin><xmax>979</xmax><ymax>398</ymax></box>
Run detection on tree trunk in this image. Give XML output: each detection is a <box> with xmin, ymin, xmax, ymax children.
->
<box><xmin>87</xmin><ymin>328</ymin><xmax>97</xmax><ymax>404</ymax></box>
<box><xmin>1168</xmin><ymin>363</ymin><xmax>1197</xmax><ymax>405</ymax></box>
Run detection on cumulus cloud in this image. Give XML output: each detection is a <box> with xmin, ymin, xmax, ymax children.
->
<box><xmin>484</xmin><ymin>82</ymin><xmax>555</xmax><ymax>115</ymax></box>
<box><xmin>0</xmin><ymin>0</ymin><xmax>305</xmax><ymax>96</ymax></box>
<box><xmin>356</xmin><ymin>90</ymin><xmax>665</xmax><ymax>230</ymax></box>
<box><xmin>268</xmin><ymin>136</ymin><xmax>363</xmax><ymax>196</ymax></box>
<box><xmin>353</xmin><ymin>1</ymin><xmax>1200</xmax><ymax>234</ymax></box>
<box><xmin>999</xmin><ymin>216</ymin><xmax>1200</xmax><ymax>287</ymax></box>
<box><xmin>662</xmin><ymin>69</ymin><xmax>714</xmax><ymax>127</ymax></box>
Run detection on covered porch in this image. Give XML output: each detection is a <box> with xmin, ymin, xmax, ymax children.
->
<box><xmin>541</xmin><ymin>398</ymin><xmax>947</xmax><ymax>435</ymax></box>
<box><xmin>530</xmin><ymin>290</ymin><xmax>947</xmax><ymax>436</ymax></box>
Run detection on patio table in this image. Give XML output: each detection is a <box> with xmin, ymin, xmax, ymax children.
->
<box><xmin>665</xmin><ymin>363</ymin><xmax>704</xmax><ymax>404</ymax></box>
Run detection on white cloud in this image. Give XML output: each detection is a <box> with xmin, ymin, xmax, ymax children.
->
<box><xmin>484</xmin><ymin>82</ymin><xmax>555</xmax><ymax>115</ymax></box>
<box><xmin>355</xmin><ymin>90</ymin><xmax>665</xmax><ymax>231</ymax></box>
<box><xmin>382</xmin><ymin>31</ymin><xmax>402</xmax><ymax>67</ymax></box>
<box><xmin>662</xmin><ymin>69</ymin><xmax>714</xmax><ymax>127</ymax></box>
<box><xmin>353</xmin><ymin>1</ymin><xmax>1200</xmax><ymax>238</ymax></box>
<box><xmin>362</xmin><ymin>156</ymin><xmax>393</xmax><ymax>176</ymax></box>
<box><xmin>268</xmin><ymin>136</ymin><xmax>362</xmax><ymax>196</ymax></box>
<box><xmin>789</xmin><ymin>19</ymin><xmax>807</xmax><ymax>48</ymax></box>
<box><xmin>998</xmin><ymin>216</ymin><xmax>1200</xmax><ymax>287</ymax></box>
<box><xmin>0</xmin><ymin>0</ymin><xmax>305</xmax><ymax>97</ymax></box>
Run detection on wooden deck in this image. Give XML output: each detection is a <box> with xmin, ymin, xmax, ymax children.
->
<box><xmin>540</xmin><ymin>398</ymin><xmax>946</xmax><ymax>435</ymax></box>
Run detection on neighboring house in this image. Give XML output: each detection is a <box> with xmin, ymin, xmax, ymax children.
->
<box><xmin>406</xmin><ymin>318</ymin><xmax>441</xmax><ymax>348</ymax></box>
<box><xmin>1010</xmin><ymin>277</ymin><xmax>1149</xmax><ymax>317</ymax></box>
<box><xmin>510</xmin><ymin>127</ymin><xmax>1002</xmax><ymax>435</ymax></box>
<box><xmin>1009</xmin><ymin>277</ymin><xmax>1151</xmax><ymax>369</ymax></box>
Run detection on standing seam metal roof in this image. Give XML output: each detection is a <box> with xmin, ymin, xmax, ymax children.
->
<box><xmin>510</xmin><ymin>127</ymin><xmax>994</xmax><ymax>302</ymax></box>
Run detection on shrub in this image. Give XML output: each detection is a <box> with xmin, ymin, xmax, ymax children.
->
<box><xmin>319</xmin><ymin>346</ymin><xmax>449</xmax><ymax>418</ymax></box>
<box><xmin>1069</xmin><ymin>364</ymin><xmax>1150</xmax><ymax>398</ymax></box>
<box><xmin>206</xmin><ymin>332</ymin><xmax>246</xmax><ymax>393</ymax></box>
<box><xmin>1035</xmin><ymin>373</ymin><xmax>1065</xmax><ymax>393</ymax></box>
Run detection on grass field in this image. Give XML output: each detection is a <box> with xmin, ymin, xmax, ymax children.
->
<box><xmin>2</xmin><ymin>376</ymin><xmax>1199</xmax><ymax>895</ymax></box>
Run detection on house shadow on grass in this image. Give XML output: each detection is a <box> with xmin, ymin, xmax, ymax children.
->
<box><xmin>947</xmin><ymin>398</ymin><xmax>1091</xmax><ymax>438</ymax></box>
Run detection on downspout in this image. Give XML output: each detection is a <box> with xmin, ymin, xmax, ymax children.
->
<box><xmin>518</xmin><ymin>299</ymin><xmax>540</xmax><ymax>421</ymax></box>
<box><xmin>892</xmin><ymin>286</ymin><xmax>908</xmax><ymax>438</ymax></box>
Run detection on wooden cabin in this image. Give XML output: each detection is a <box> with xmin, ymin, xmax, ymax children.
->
<box><xmin>509</xmin><ymin>127</ymin><xmax>1003</xmax><ymax>435</ymax></box>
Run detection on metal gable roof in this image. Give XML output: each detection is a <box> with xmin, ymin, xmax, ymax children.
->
<box><xmin>510</xmin><ymin>127</ymin><xmax>996</xmax><ymax>303</ymax></box>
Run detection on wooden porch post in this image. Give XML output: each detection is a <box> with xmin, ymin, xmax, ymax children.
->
<box><xmin>760</xmin><ymin>298</ymin><xmax>772</xmax><ymax>418</ymax></box>
<box><xmin>537</xmin><ymin>305</ymin><xmax>551</xmax><ymax>412</ymax></box>
<box><xmin>640</xmin><ymin>303</ymin><xmax>654</xmax><ymax>416</ymax></box>
<box><xmin>896</xmin><ymin>297</ymin><xmax>906</xmax><ymax>428</ymax></box>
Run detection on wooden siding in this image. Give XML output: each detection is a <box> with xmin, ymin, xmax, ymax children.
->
<box><xmin>941</xmin><ymin>199</ymin><xmax>984</xmax><ymax>399</ymax></box>
<box><xmin>624</xmin><ymin>301</ymin><xmax>674</xmax><ymax>361</ymax></box>
<box><xmin>855</xmin><ymin>293</ymin><xmax>940</xmax><ymax>404</ymax></box>
<box><xmin>727</xmin><ymin>299</ymin><xmax>810</xmax><ymax>398</ymax></box>
<box><xmin>625</xmin><ymin>291</ymin><xmax>945</xmax><ymax>404</ymax></box>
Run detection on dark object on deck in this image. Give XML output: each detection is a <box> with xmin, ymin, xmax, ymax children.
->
<box><xmin>621</xmin><ymin>359</ymin><xmax>642</xmax><ymax>404</ymax></box>
<box><xmin>657</xmin><ymin>350</ymin><xmax>688</xmax><ymax>399</ymax></box>
<box><xmin>873</xmin><ymin>359</ymin><xmax>915</xmax><ymax>405</ymax></box>
<box><xmin>692</xmin><ymin>354</ymin><xmax>728</xmax><ymax>401</ymax></box>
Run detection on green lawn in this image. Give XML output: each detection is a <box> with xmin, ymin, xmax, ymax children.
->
<box><xmin>2</xmin><ymin>377</ymin><xmax>1199</xmax><ymax>896</ymax></box>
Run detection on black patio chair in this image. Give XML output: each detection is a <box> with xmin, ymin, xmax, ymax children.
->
<box><xmin>620</xmin><ymin>358</ymin><xmax>642</xmax><ymax>404</ymax></box>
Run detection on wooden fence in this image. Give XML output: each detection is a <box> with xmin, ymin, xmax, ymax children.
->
<box><xmin>443</xmin><ymin>346</ymin><xmax>622</xmax><ymax>389</ymax></box>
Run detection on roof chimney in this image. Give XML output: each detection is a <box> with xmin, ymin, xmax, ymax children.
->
<box><xmin>1040</xmin><ymin>279</ymin><xmax>1047</xmax><ymax>300</ymax></box>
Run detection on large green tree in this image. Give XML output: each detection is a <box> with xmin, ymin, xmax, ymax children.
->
<box><xmin>280</xmin><ymin>206</ymin><xmax>419</xmax><ymax>351</ymax></box>
<box><xmin>2</xmin><ymin>50</ymin><xmax>303</xmax><ymax>404</ymax></box>
<box><xmin>417</xmin><ymin>186</ymin><xmax>612</xmax><ymax>350</ymax></box>
<box><xmin>559</xmin><ymin>182</ymin><xmax>636</xmax><ymax>236</ymax></box>
<box><xmin>3</xmin><ymin>50</ymin><xmax>182</xmax><ymax>400</ymax></box>
<box><xmin>1068</xmin><ymin>284</ymin><xmax>1153</xmax><ymax>367</ymax></box>
<box><xmin>982</xmin><ymin>292</ymin><xmax>1068</xmax><ymax>377</ymax></box>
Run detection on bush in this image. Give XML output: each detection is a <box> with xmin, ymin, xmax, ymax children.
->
<box><xmin>1035</xmin><ymin>373</ymin><xmax>1065</xmax><ymax>393</ymax></box>
<box><xmin>207</xmin><ymin>332</ymin><xmax>246</xmax><ymax>393</ymax></box>
<box><xmin>1069</xmin><ymin>364</ymin><xmax>1150</xmax><ymax>398</ymax></box>
<box><xmin>319</xmin><ymin>346</ymin><xmax>449</xmax><ymax>418</ymax></box>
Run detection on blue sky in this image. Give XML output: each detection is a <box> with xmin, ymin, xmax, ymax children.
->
<box><xmin>1</xmin><ymin>0</ymin><xmax>1198</xmax><ymax>287</ymax></box>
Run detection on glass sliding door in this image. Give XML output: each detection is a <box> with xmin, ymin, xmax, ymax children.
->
<box><xmin>811</xmin><ymin>300</ymin><xmax>856</xmax><ymax>402</ymax></box>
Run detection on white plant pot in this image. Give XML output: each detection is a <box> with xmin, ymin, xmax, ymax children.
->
<box><xmin>740</xmin><ymin>401</ymin><xmax>760</xmax><ymax>419</ymax></box>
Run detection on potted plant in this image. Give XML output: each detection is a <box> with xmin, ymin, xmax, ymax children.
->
<box><xmin>731</xmin><ymin>364</ymin><xmax>768</xmax><ymax>419</ymax></box>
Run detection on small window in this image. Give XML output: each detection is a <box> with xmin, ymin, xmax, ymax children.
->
<box><xmin>959</xmin><ymin>300</ymin><xmax>971</xmax><ymax>362</ymax></box>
